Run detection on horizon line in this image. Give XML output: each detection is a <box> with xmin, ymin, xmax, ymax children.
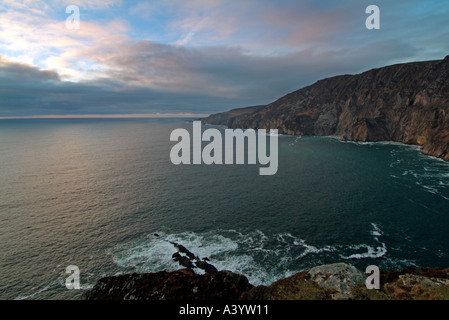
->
<box><xmin>0</xmin><ymin>113</ymin><xmax>211</xmax><ymax>120</ymax></box>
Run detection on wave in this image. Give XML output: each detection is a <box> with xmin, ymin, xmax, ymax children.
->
<box><xmin>341</xmin><ymin>243</ymin><xmax>387</xmax><ymax>260</ymax></box>
<box><xmin>341</xmin><ymin>223</ymin><xmax>387</xmax><ymax>260</ymax></box>
<box><xmin>371</xmin><ymin>223</ymin><xmax>383</xmax><ymax>237</ymax></box>
<box><xmin>288</xmin><ymin>136</ymin><xmax>302</xmax><ymax>146</ymax></box>
<box><xmin>388</xmin><ymin>146</ymin><xmax>449</xmax><ymax>201</ymax></box>
<box><xmin>14</xmin><ymin>284</ymin><xmax>54</xmax><ymax>300</ymax></box>
<box><xmin>340</xmin><ymin>140</ymin><xmax>422</xmax><ymax>148</ymax></box>
<box><xmin>110</xmin><ymin>223</ymin><xmax>390</xmax><ymax>286</ymax></box>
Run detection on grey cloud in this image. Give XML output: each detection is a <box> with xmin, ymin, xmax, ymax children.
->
<box><xmin>0</xmin><ymin>36</ymin><xmax>427</xmax><ymax>117</ymax></box>
<box><xmin>1</xmin><ymin>0</ymin><xmax>447</xmax><ymax>117</ymax></box>
<box><xmin>84</xmin><ymin>37</ymin><xmax>423</xmax><ymax>101</ymax></box>
<box><xmin>0</xmin><ymin>57</ymin><xmax>252</xmax><ymax>116</ymax></box>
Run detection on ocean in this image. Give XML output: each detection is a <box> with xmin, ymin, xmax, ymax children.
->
<box><xmin>1</xmin><ymin>118</ymin><xmax>449</xmax><ymax>299</ymax></box>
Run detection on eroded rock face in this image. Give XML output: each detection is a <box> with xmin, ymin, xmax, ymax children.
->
<box><xmin>202</xmin><ymin>56</ymin><xmax>449</xmax><ymax>162</ymax></box>
<box><xmin>308</xmin><ymin>263</ymin><xmax>365</xmax><ymax>299</ymax></box>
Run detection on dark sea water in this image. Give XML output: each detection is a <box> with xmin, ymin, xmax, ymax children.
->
<box><xmin>1</xmin><ymin>118</ymin><xmax>449</xmax><ymax>299</ymax></box>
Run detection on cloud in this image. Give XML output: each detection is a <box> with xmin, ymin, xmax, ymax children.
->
<box><xmin>0</xmin><ymin>35</ymin><xmax>422</xmax><ymax>117</ymax></box>
<box><xmin>70</xmin><ymin>33</ymin><xmax>420</xmax><ymax>102</ymax></box>
<box><xmin>0</xmin><ymin>56</ymin><xmax>252</xmax><ymax>116</ymax></box>
<box><xmin>0</xmin><ymin>6</ymin><xmax>130</xmax><ymax>80</ymax></box>
<box><xmin>0</xmin><ymin>0</ymin><xmax>122</xmax><ymax>11</ymax></box>
<box><xmin>0</xmin><ymin>0</ymin><xmax>448</xmax><ymax>117</ymax></box>
<box><xmin>57</xmin><ymin>0</ymin><xmax>122</xmax><ymax>10</ymax></box>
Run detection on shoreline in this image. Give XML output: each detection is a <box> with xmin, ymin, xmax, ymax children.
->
<box><xmin>84</xmin><ymin>239</ymin><xmax>449</xmax><ymax>300</ymax></box>
<box><xmin>202</xmin><ymin>121</ymin><xmax>448</xmax><ymax>165</ymax></box>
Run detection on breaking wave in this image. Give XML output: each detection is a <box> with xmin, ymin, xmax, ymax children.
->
<box><xmin>110</xmin><ymin>223</ymin><xmax>390</xmax><ymax>286</ymax></box>
<box><xmin>389</xmin><ymin>147</ymin><xmax>449</xmax><ymax>201</ymax></box>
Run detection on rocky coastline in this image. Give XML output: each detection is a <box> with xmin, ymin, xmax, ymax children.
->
<box><xmin>85</xmin><ymin>56</ymin><xmax>449</xmax><ymax>300</ymax></box>
<box><xmin>85</xmin><ymin>240</ymin><xmax>449</xmax><ymax>300</ymax></box>
<box><xmin>201</xmin><ymin>56</ymin><xmax>449</xmax><ymax>162</ymax></box>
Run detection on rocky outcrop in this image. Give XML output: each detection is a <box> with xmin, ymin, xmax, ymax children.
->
<box><xmin>84</xmin><ymin>240</ymin><xmax>449</xmax><ymax>300</ymax></box>
<box><xmin>84</xmin><ymin>269</ymin><xmax>253</xmax><ymax>300</ymax></box>
<box><xmin>85</xmin><ymin>264</ymin><xmax>449</xmax><ymax>300</ymax></box>
<box><xmin>168</xmin><ymin>240</ymin><xmax>218</xmax><ymax>274</ymax></box>
<box><xmin>307</xmin><ymin>263</ymin><xmax>365</xmax><ymax>299</ymax></box>
<box><xmin>202</xmin><ymin>55</ymin><xmax>449</xmax><ymax>161</ymax></box>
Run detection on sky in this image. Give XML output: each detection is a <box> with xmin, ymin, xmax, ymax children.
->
<box><xmin>0</xmin><ymin>0</ymin><xmax>448</xmax><ymax>117</ymax></box>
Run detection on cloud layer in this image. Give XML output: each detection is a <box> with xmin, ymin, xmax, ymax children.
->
<box><xmin>0</xmin><ymin>0</ymin><xmax>448</xmax><ymax>116</ymax></box>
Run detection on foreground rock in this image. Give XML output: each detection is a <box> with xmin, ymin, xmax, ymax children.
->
<box><xmin>84</xmin><ymin>269</ymin><xmax>253</xmax><ymax>300</ymax></box>
<box><xmin>308</xmin><ymin>263</ymin><xmax>365</xmax><ymax>299</ymax></box>
<box><xmin>85</xmin><ymin>263</ymin><xmax>449</xmax><ymax>300</ymax></box>
<box><xmin>202</xmin><ymin>55</ymin><xmax>449</xmax><ymax>162</ymax></box>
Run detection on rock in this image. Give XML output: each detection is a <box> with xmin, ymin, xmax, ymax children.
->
<box><xmin>308</xmin><ymin>263</ymin><xmax>365</xmax><ymax>300</ymax></box>
<box><xmin>170</xmin><ymin>241</ymin><xmax>197</xmax><ymax>260</ymax></box>
<box><xmin>382</xmin><ymin>266</ymin><xmax>449</xmax><ymax>283</ymax></box>
<box><xmin>195</xmin><ymin>260</ymin><xmax>218</xmax><ymax>274</ymax></box>
<box><xmin>199</xmin><ymin>105</ymin><xmax>265</xmax><ymax>128</ymax></box>
<box><xmin>84</xmin><ymin>269</ymin><xmax>253</xmax><ymax>300</ymax></box>
<box><xmin>399</xmin><ymin>274</ymin><xmax>449</xmax><ymax>287</ymax></box>
<box><xmin>172</xmin><ymin>252</ymin><xmax>195</xmax><ymax>269</ymax></box>
<box><xmin>84</xmin><ymin>263</ymin><xmax>449</xmax><ymax>300</ymax></box>
<box><xmin>241</xmin><ymin>271</ymin><xmax>332</xmax><ymax>300</ymax></box>
<box><xmin>169</xmin><ymin>241</ymin><xmax>218</xmax><ymax>274</ymax></box>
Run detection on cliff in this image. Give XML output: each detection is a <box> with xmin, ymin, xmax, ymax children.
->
<box><xmin>202</xmin><ymin>56</ymin><xmax>449</xmax><ymax>161</ymax></box>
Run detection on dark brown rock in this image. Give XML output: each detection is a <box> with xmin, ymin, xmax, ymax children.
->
<box><xmin>195</xmin><ymin>260</ymin><xmax>218</xmax><ymax>274</ymax></box>
<box><xmin>84</xmin><ymin>269</ymin><xmax>253</xmax><ymax>300</ymax></box>
<box><xmin>170</xmin><ymin>241</ymin><xmax>197</xmax><ymax>260</ymax></box>
<box><xmin>172</xmin><ymin>252</ymin><xmax>195</xmax><ymax>269</ymax></box>
<box><xmin>169</xmin><ymin>241</ymin><xmax>218</xmax><ymax>274</ymax></box>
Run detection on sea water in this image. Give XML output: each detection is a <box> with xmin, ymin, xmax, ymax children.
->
<box><xmin>1</xmin><ymin>118</ymin><xmax>448</xmax><ymax>299</ymax></box>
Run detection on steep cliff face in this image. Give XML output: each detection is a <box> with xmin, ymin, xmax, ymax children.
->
<box><xmin>202</xmin><ymin>56</ymin><xmax>449</xmax><ymax>161</ymax></box>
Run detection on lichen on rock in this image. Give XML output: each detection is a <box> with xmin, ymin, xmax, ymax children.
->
<box><xmin>308</xmin><ymin>263</ymin><xmax>365</xmax><ymax>299</ymax></box>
